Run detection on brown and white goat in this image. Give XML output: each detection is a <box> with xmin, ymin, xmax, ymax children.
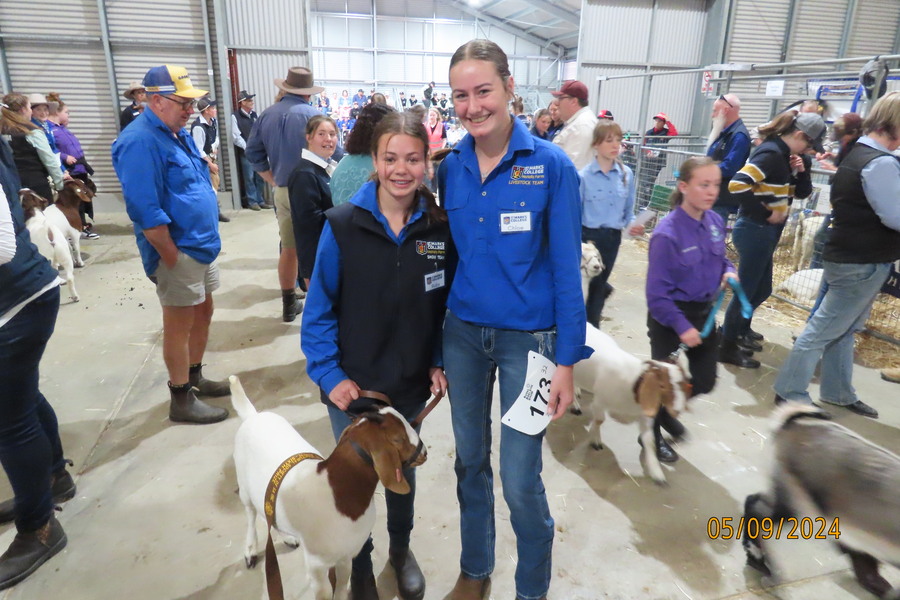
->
<box><xmin>20</xmin><ymin>187</ymin><xmax>84</xmax><ymax>269</ymax></box>
<box><xmin>743</xmin><ymin>404</ymin><xmax>900</xmax><ymax>599</ymax></box>
<box><xmin>20</xmin><ymin>190</ymin><xmax>79</xmax><ymax>302</ymax></box>
<box><xmin>54</xmin><ymin>179</ymin><xmax>94</xmax><ymax>233</ymax></box>
<box><xmin>230</xmin><ymin>376</ymin><xmax>426</xmax><ymax>600</ymax></box>
<box><xmin>573</xmin><ymin>324</ymin><xmax>691</xmax><ymax>485</ymax></box>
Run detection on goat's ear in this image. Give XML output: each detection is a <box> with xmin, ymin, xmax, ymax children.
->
<box><xmin>370</xmin><ymin>443</ymin><xmax>410</xmax><ymax>495</ymax></box>
<box><xmin>635</xmin><ymin>366</ymin><xmax>662</xmax><ymax>417</ymax></box>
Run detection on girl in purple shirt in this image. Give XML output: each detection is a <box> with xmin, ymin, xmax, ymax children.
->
<box><xmin>645</xmin><ymin>156</ymin><xmax>736</xmax><ymax>461</ymax></box>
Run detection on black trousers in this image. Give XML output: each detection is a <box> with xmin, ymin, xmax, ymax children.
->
<box><xmin>647</xmin><ymin>300</ymin><xmax>718</xmax><ymax>395</ymax></box>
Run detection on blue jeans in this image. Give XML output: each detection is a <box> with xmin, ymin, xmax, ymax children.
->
<box><xmin>238</xmin><ymin>151</ymin><xmax>264</xmax><ymax>207</ymax></box>
<box><xmin>581</xmin><ymin>226</ymin><xmax>621</xmax><ymax>327</ymax></box>
<box><xmin>443</xmin><ymin>311</ymin><xmax>555</xmax><ymax>600</ymax></box>
<box><xmin>326</xmin><ymin>401</ymin><xmax>422</xmax><ymax>574</ymax></box>
<box><xmin>774</xmin><ymin>261</ymin><xmax>891</xmax><ymax>406</ymax></box>
<box><xmin>722</xmin><ymin>217</ymin><xmax>783</xmax><ymax>341</ymax></box>
<box><xmin>0</xmin><ymin>287</ymin><xmax>66</xmax><ymax>532</ymax></box>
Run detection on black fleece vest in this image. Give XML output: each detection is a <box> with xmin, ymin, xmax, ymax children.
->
<box><xmin>326</xmin><ymin>202</ymin><xmax>455</xmax><ymax>408</ymax></box>
<box><xmin>233</xmin><ymin>109</ymin><xmax>256</xmax><ymax>145</ymax></box>
<box><xmin>709</xmin><ymin>119</ymin><xmax>750</xmax><ymax>208</ymax></box>
<box><xmin>191</xmin><ymin>118</ymin><xmax>217</xmax><ymax>156</ymax></box>
<box><xmin>825</xmin><ymin>143</ymin><xmax>900</xmax><ymax>264</ymax></box>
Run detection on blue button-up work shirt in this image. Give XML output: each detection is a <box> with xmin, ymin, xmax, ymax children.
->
<box><xmin>646</xmin><ymin>207</ymin><xmax>734</xmax><ymax>335</ymax></box>
<box><xmin>438</xmin><ymin>118</ymin><xmax>591</xmax><ymax>366</ymax></box>
<box><xmin>244</xmin><ymin>94</ymin><xmax>322</xmax><ymax>187</ymax></box>
<box><xmin>112</xmin><ymin>108</ymin><xmax>220</xmax><ymax>277</ymax></box>
<box><xmin>579</xmin><ymin>159</ymin><xmax>636</xmax><ymax>230</ymax></box>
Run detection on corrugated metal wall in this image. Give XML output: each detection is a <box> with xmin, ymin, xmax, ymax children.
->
<box><xmin>578</xmin><ymin>0</ymin><xmax>707</xmax><ymax>135</ymax></box>
<box><xmin>1</xmin><ymin>0</ymin><xmax>215</xmax><ymax>202</ymax></box>
<box><xmin>847</xmin><ymin>0</ymin><xmax>900</xmax><ymax>56</ymax></box>
<box><xmin>725</xmin><ymin>0</ymin><xmax>900</xmax><ymax>129</ymax></box>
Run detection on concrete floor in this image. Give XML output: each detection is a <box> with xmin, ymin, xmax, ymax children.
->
<box><xmin>2</xmin><ymin>208</ymin><xmax>898</xmax><ymax>600</ymax></box>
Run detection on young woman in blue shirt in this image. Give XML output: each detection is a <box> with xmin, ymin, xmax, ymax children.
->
<box><xmin>438</xmin><ymin>39</ymin><xmax>590</xmax><ymax>600</ymax></box>
<box><xmin>301</xmin><ymin>112</ymin><xmax>453</xmax><ymax>600</ymax></box>
<box><xmin>579</xmin><ymin>120</ymin><xmax>644</xmax><ymax>326</ymax></box>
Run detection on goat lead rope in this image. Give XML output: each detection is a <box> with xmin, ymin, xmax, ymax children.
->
<box><xmin>355</xmin><ymin>388</ymin><xmax>442</xmax><ymax>428</ymax></box>
<box><xmin>263</xmin><ymin>452</ymin><xmax>323</xmax><ymax>600</ymax></box>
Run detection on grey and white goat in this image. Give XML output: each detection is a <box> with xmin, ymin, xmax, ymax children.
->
<box><xmin>743</xmin><ymin>404</ymin><xmax>900</xmax><ymax>599</ymax></box>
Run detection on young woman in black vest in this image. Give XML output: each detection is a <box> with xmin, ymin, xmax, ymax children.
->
<box><xmin>773</xmin><ymin>92</ymin><xmax>900</xmax><ymax>419</ymax></box>
<box><xmin>301</xmin><ymin>112</ymin><xmax>455</xmax><ymax>600</ymax></box>
<box><xmin>1</xmin><ymin>93</ymin><xmax>64</xmax><ymax>202</ymax></box>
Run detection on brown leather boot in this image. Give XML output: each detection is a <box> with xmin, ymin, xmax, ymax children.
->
<box><xmin>0</xmin><ymin>515</ymin><xmax>67</xmax><ymax>590</ymax></box>
<box><xmin>449</xmin><ymin>573</ymin><xmax>490</xmax><ymax>600</ymax></box>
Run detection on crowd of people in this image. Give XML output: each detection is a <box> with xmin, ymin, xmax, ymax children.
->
<box><xmin>1</xmin><ymin>34</ymin><xmax>899</xmax><ymax>600</ymax></box>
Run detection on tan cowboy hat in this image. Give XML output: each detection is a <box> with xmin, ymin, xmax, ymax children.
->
<box><xmin>123</xmin><ymin>81</ymin><xmax>146</xmax><ymax>100</ymax></box>
<box><xmin>274</xmin><ymin>67</ymin><xmax>324</xmax><ymax>95</ymax></box>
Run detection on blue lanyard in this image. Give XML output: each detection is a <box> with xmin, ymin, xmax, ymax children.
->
<box><xmin>671</xmin><ymin>278</ymin><xmax>752</xmax><ymax>359</ymax></box>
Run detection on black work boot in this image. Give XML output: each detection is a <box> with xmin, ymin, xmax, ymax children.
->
<box><xmin>168</xmin><ymin>382</ymin><xmax>228</xmax><ymax>424</ymax></box>
<box><xmin>188</xmin><ymin>364</ymin><xmax>230</xmax><ymax>397</ymax></box>
<box><xmin>0</xmin><ymin>515</ymin><xmax>67</xmax><ymax>591</ymax></box>
<box><xmin>717</xmin><ymin>339</ymin><xmax>760</xmax><ymax>369</ymax></box>
<box><xmin>282</xmin><ymin>290</ymin><xmax>304</xmax><ymax>323</ymax></box>
<box><xmin>0</xmin><ymin>461</ymin><xmax>76</xmax><ymax>525</ymax></box>
<box><xmin>389</xmin><ymin>546</ymin><xmax>425</xmax><ymax>600</ymax></box>
<box><xmin>350</xmin><ymin>567</ymin><xmax>380</xmax><ymax>600</ymax></box>
<box><xmin>737</xmin><ymin>335</ymin><xmax>763</xmax><ymax>352</ymax></box>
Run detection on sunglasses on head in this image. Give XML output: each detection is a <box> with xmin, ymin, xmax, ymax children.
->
<box><xmin>718</xmin><ymin>95</ymin><xmax>734</xmax><ymax>108</ymax></box>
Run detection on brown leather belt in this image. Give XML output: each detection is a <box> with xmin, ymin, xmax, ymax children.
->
<box><xmin>263</xmin><ymin>451</ymin><xmax>323</xmax><ymax>600</ymax></box>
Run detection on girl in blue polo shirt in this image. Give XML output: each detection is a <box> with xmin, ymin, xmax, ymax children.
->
<box><xmin>437</xmin><ymin>39</ymin><xmax>590</xmax><ymax>600</ymax></box>
<box><xmin>580</xmin><ymin>119</ymin><xmax>643</xmax><ymax>326</ymax></box>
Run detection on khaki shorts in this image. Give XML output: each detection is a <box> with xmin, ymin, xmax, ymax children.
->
<box><xmin>274</xmin><ymin>186</ymin><xmax>295</xmax><ymax>249</ymax></box>
<box><xmin>151</xmin><ymin>252</ymin><xmax>220</xmax><ymax>307</ymax></box>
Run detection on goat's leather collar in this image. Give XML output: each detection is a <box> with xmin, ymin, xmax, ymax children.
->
<box><xmin>263</xmin><ymin>451</ymin><xmax>323</xmax><ymax>600</ymax></box>
<box><xmin>358</xmin><ymin>389</ymin><xmax>391</xmax><ymax>404</ymax></box>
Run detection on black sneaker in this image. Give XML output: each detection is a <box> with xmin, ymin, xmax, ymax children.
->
<box><xmin>747</xmin><ymin>328</ymin><xmax>764</xmax><ymax>342</ymax></box>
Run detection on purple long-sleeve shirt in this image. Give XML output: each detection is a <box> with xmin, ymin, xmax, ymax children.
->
<box><xmin>646</xmin><ymin>207</ymin><xmax>734</xmax><ymax>335</ymax></box>
<box><xmin>50</xmin><ymin>123</ymin><xmax>87</xmax><ymax>176</ymax></box>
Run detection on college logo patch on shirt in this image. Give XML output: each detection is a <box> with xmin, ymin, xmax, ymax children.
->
<box><xmin>710</xmin><ymin>225</ymin><xmax>723</xmax><ymax>242</ymax></box>
<box><xmin>509</xmin><ymin>164</ymin><xmax>546</xmax><ymax>185</ymax></box>
<box><xmin>415</xmin><ymin>240</ymin><xmax>446</xmax><ymax>258</ymax></box>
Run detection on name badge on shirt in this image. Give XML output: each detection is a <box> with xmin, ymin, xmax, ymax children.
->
<box><xmin>500</xmin><ymin>212</ymin><xmax>531</xmax><ymax>233</ymax></box>
<box><xmin>424</xmin><ymin>269</ymin><xmax>445</xmax><ymax>292</ymax></box>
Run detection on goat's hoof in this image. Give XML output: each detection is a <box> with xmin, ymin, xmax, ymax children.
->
<box><xmin>651</xmin><ymin>477</ymin><xmax>669</xmax><ymax>487</ymax></box>
<box><xmin>589</xmin><ymin>442</ymin><xmax>603</xmax><ymax>451</ymax></box>
<box><xmin>71</xmin><ymin>297</ymin><xmax>80</xmax><ymax>303</ymax></box>
<box><xmin>283</xmin><ymin>536</ymin><xmax>300</xmax><ymax>549</ymax></box>
<box><xmin>245</xmin><ymin>554</ymin><xmax>257</xmax><ymax>569</ymax></box>
<box><xmin>569</xmin><ymin>406</ymin><xmax>583</xmax><ymax>416</ymax></box>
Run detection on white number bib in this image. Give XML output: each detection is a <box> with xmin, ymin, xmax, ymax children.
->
<box><xmin>501</xmin><ymin>351</ymin><xmax>556</xmax><ymax>435</ymax></box>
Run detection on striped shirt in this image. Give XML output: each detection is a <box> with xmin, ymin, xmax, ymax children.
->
<box><xmin>728</xmin><ymin>137</ymin><xmax>812</xmax><ymax>223</ymax></box>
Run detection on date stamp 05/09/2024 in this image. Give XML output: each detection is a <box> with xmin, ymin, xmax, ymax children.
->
<box><xmin>707</xmin><ymin>517</ymin><xmax>841</xmax><ymax>540</ymax></box>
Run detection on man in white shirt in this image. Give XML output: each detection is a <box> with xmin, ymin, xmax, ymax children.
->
<box><xmin>552</xmin><ymin>80</ymin><xmax>597</xmax><ymax>170</ymax></box>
